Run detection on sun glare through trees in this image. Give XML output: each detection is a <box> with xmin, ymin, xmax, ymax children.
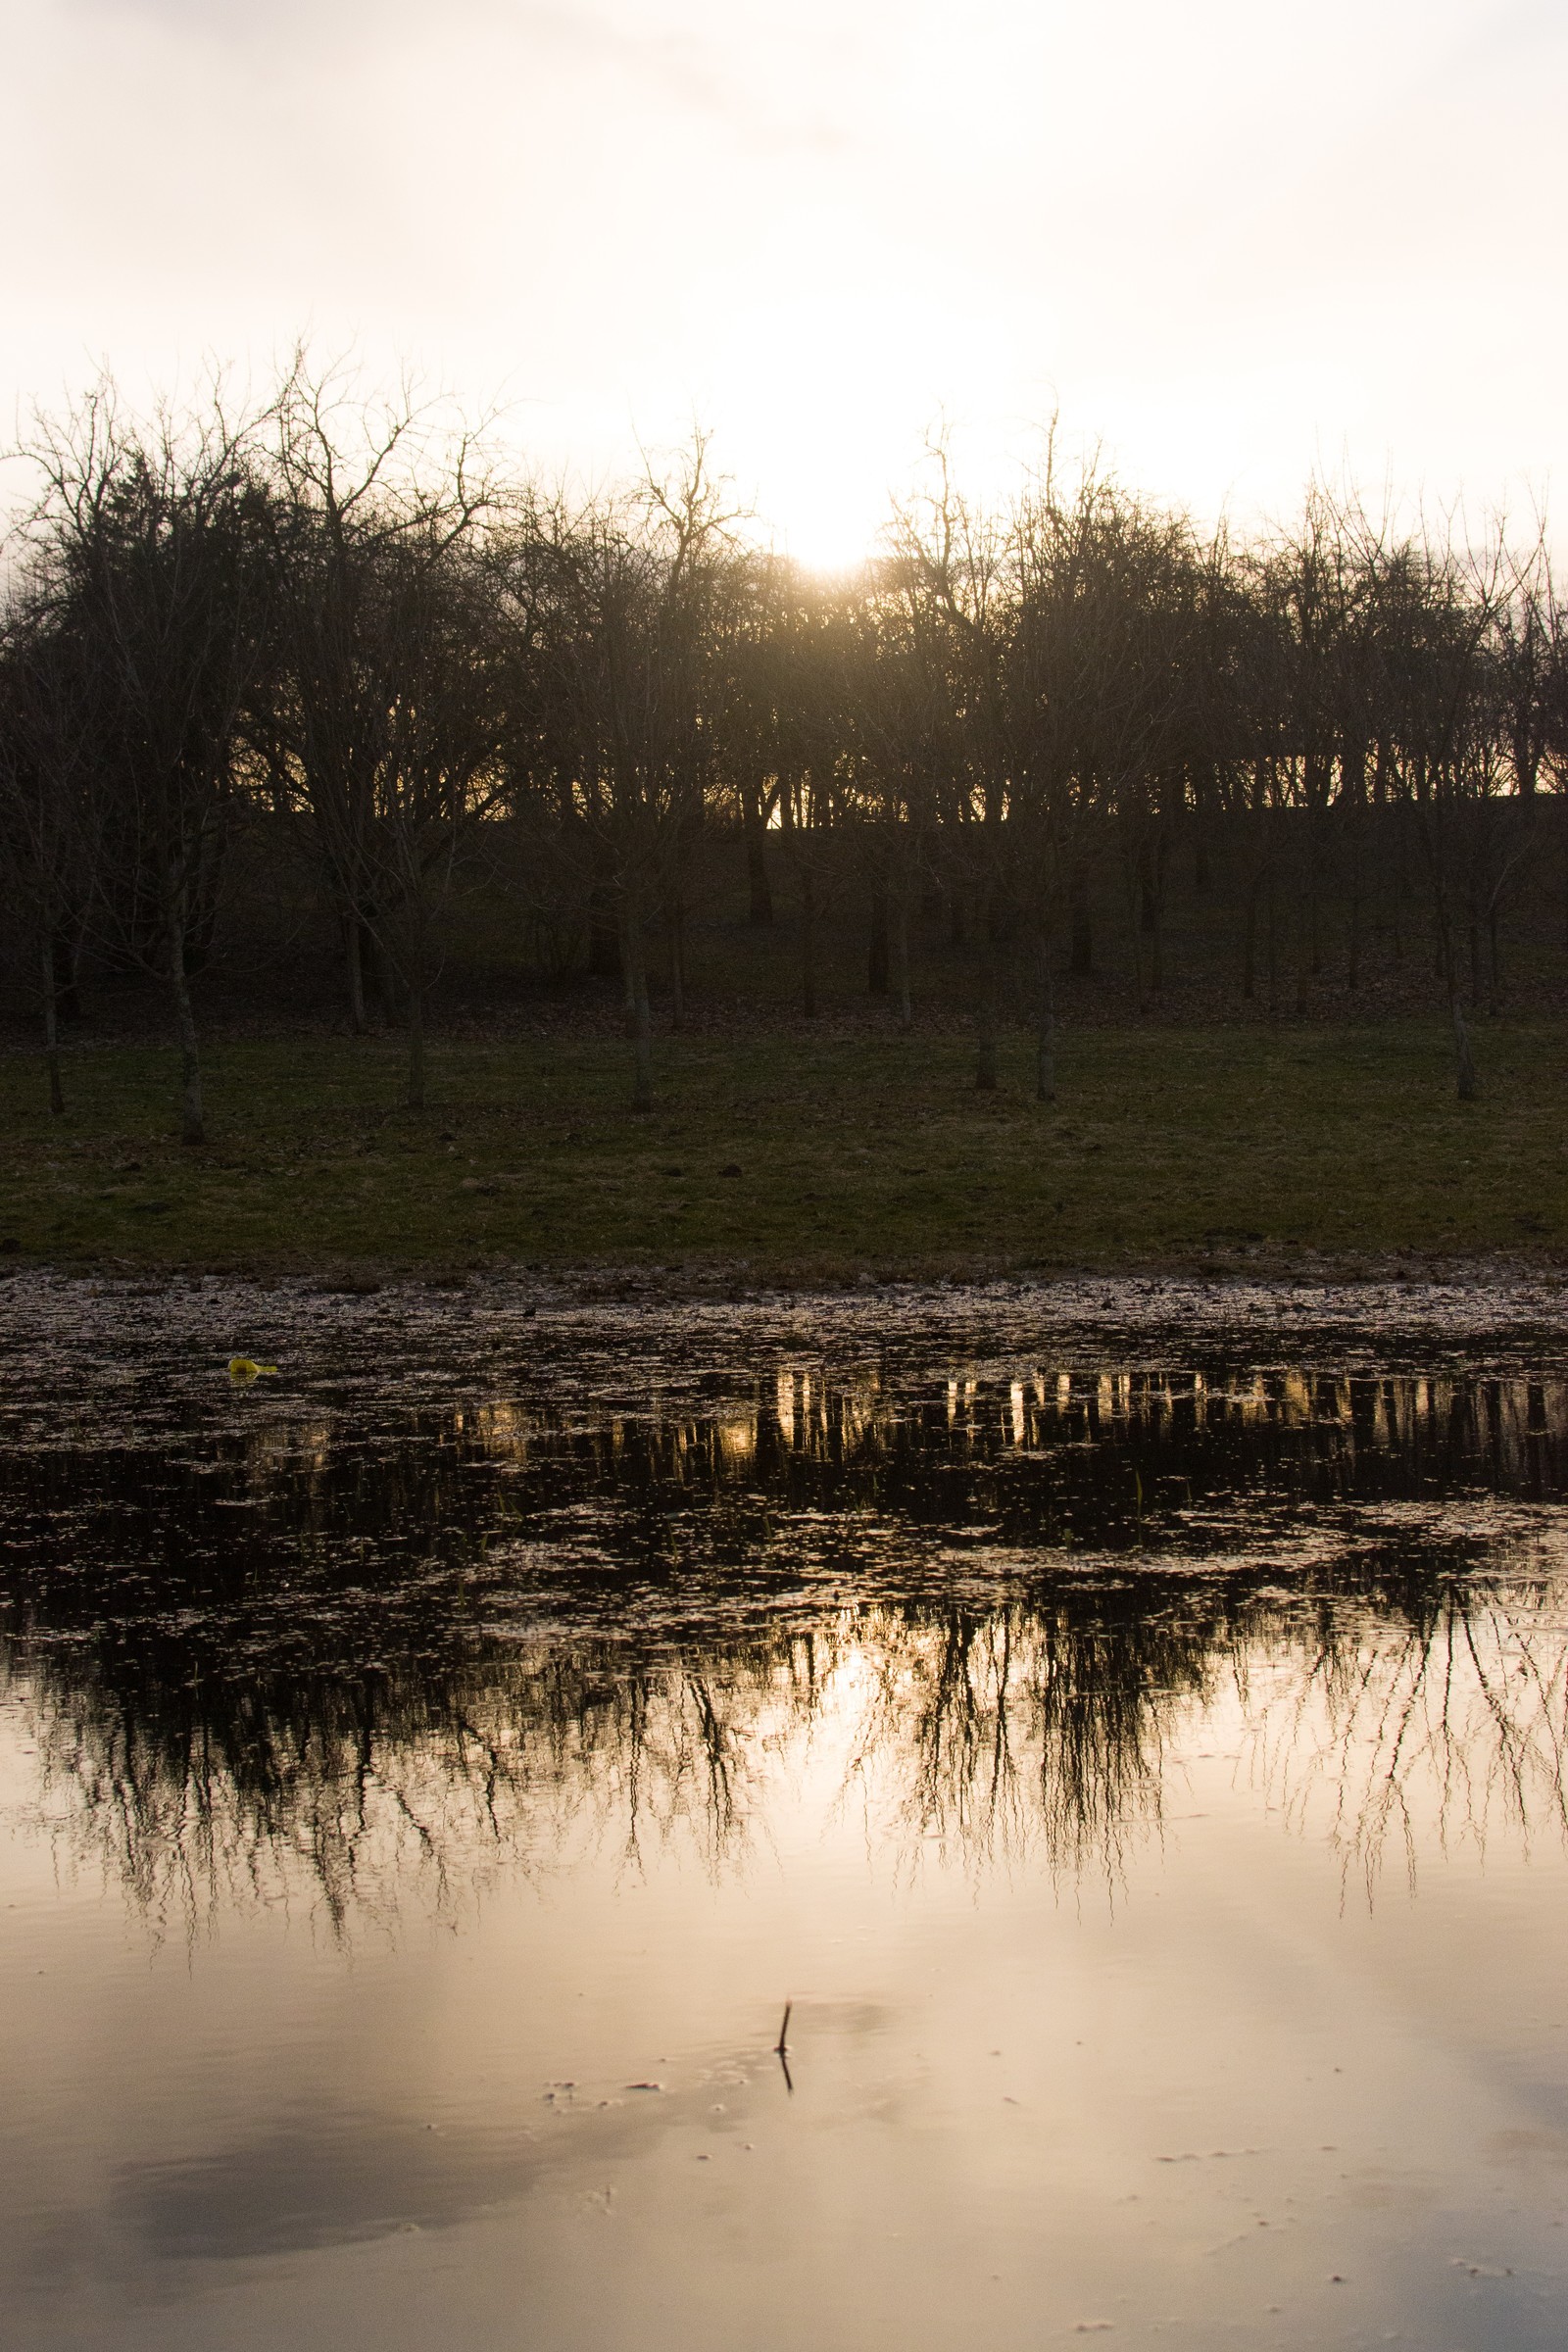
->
<box><xmin>1</xmin><ymin>361</ymin><xmax>1564</xmax><ymax>1147</ymax></box>
<box><xmin>5</xmin><ymin>5</ymin><xmax>1568</xmax><ymax>2348</ymax></box>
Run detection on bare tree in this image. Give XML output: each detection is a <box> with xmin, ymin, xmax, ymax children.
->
<box><xmin>17</xmin><ymin>379</ymin><xmax>268</xmax><ymax>1144</ymax></box>
<box><xmin>1349</xmin><ymin>497</ymin><xmax>1503</xmax><ymax>1099</ymax></box>
<box><xmin>254</xmin><ymin>360</ymin><xmax>505</xmax><ymax>1108</ymax></box>
<box><xmin>523</xmin><ymin>436</ymin><xmax>740</xmax><ymax>1110</ymax></box>
<box><xmin>0</xmin><ymin>597</ymin><xmax>108</xmax><ymax>1112</ymax></box>
<box><xmin>889</xmin><ymin>441</ymin><xmax>1019</xmax><ymax>1089</ymax></box>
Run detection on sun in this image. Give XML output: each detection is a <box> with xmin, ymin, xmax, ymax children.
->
<box><xmin>727</xmin><ymin>379</ymin><xmax>897</xmax><ymax>574</ymax></box>
<box><xmin>702</xmin><ymin>303</ymin><xmax>919</xmax><ymax>577</ymax></box>
<box><xmin>758</xmin><ymin>451</ymin><xmax>888</xmax><ymax>576</ymax></box>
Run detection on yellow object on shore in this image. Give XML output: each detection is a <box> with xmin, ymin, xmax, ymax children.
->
<box><xmin>227</xmin><ymin>1356</ymin><xmax>279</xmax><ymax>1385</ymax></box>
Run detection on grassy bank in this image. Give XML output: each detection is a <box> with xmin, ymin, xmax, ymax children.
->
<box><xmin>1</xmin><ymin>1021</ymin><xmax>1565</xmax><ymax>1281</ymax></box>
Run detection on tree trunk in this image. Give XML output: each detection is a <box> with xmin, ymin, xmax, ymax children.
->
<box><xmin>800</xmin><ymin>858</ymin><xmax>818</xmax><ymax>1020</ymax></box>
<box><xmin>867</xmin><ymin>887</ymin><xmax>890</xmax><ymax>995</ymax></box>
<box><xmin>51</xmin><ymin>925</ymin><xmax>81</xmax><ymax>1023</ymax></box>
<box><xmin>668</xmin><ymin>895</ymin><xmax>687</xmax><ymax>1032</ymax></box>
<box><xmin>1150</xmin><ymin>833</ymin><xmax>1168</xmax><ymax>997</ymax></box>
<box><xmin>588</xmin><ymin>883</ymin><xmax>622</xmax><ymax>979</ymax></box>
<box><xmin>170</xmin><ymin>889</ymin><xmax>205</xmax><ymax>1147</ymax></box>
<box><xmin>185</xmin><ymin>815</ymin><xmax>227</xmax><ymax>975</ymax></box>
<box><xmin>1303</xmin><ymin>763</ymin><xmax>1325</xmax><ymax>978</ymax></box>
<box><xmin>1265</xmin><ymin>867</ymin><xmax>1278</xmax><ymax>1016</ymax></box>
<box><xmin>1242</xmin><ymin>867</ymin><xmax>1260</xmax><ymax>1000</ymax></box>
<box><xmin>346</xmin><ymin>912</ymin><xmax>368</xmax><ymax>1034</ymax></box>
<box><xmin>1451</xmin><ymin>986</ymin><xmax>1479</xmax><ymax>1102</ymax></box>
<box><xmin>622</xmin><ymin>898</ymin><xmax>655</xmax><ymax>1111</ymax></box>
<box><xmin>407</xmin><ymin>973</ymin><xmax>426</xmax><ymax>1111</ymax></box>
<box><xmin>1123</xmin><ymin>850</ymin><xmax>1147</xmax><ymax>1010</ymax></box>
<box><xmin>744</xmin><ymin>791</ymin><xmax>773</xmax><ymax>926</ymax></box>
<box><xmin>974</xmin><ymin>919</ymin><xmax>999</xmax><ymax>1091</ymax></box>
<box><xmin>1069</xmin><ymin>865</ymin><xmax>1093</xmax><ymax>976</ymax></box>
<box><xmin>1432</xmin><ymin>892</ymin><xmax>1480</xmax><ymax>1102</ymax></box>
<box><xmin>1035</xmin><ymin>935</ymin><xmax>1055</xmax><ymax>1103</ymax></box>
<box><xmin>41</xmin><ymin>933</ymin><xmax>65</xmax><ymax>1116</ymax></box>
<box><xmin>894</xmin><ymin>891</ymin><xmax>912</xmax><ymax>1033</ymax></box>
<box><xmin>368</xmin><ymin>924</ymin><xmax>398</xmax><ymax>1021</ymax></box>
<box><xmin>1516</xmin><ymin>734</ymin><xmax>1538</xmax><ymax>798</ymax></box>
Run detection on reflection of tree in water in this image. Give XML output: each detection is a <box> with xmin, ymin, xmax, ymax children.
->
<box><xmin>4</xmin><ymin>1358</ymin><xmax>1568</xmax><ymax>1934</ymax></box>
<box><xmin>23</xmin><ymin>1548</ymin><xmax>1568</xmax><ymax>1935</ymax></box>
<box><xmin>1244</xmin><ymin>1527</ymin><xmax>1568</xmax><ymax>1896</ymax></box>
<box><xmin>842</xmin><ymin>1593</ymin><xmax>1222</xmax><ymax>1883</ymax></box>
<box><xmin>6</xmin><ymin>1605</ymin><xmax>1165</xmax><ymax>1935</ymax></box>
<box><xmin>13</xmin><ymin>1627</ymin><xmax>806</xmax><ymax>1939</ymax></box>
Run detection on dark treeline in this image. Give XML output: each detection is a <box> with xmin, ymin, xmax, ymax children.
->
<box><xmin>4</xmin><ymin>363</ymin><xmax>1568</xmax><ymax>1133</ymax></box>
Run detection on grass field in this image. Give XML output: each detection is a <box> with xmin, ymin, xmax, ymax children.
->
<box><xmin>2</xmin><ymin>1020</ymin><xmax>1565</xmax><ymax>1281</ymax></box>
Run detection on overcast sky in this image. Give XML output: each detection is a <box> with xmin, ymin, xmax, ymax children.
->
<box><xmin>2</xmin><ymin>0</ymin><xmax>1563</xmax><ymax>563</ymax></box>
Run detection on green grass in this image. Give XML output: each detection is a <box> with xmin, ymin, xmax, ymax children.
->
<box><xmin>2</xmin><ymin>1021</ymin><xmax>1566</xmax><ymax>1280</ymax></box>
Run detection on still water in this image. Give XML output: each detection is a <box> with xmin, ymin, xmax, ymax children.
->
<box><xmin>4</xmin><ymin>1276</ymin><xmax>1568</xmax><ymax>2349</ymax></box>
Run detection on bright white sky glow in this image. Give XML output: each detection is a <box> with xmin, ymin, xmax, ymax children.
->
<box><xmin>1</xmin><ymin>0</ymin><xmax>1564</xmax><ymax>564</ymax></box>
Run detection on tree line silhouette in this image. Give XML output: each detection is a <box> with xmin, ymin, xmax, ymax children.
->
<box><xmin>4</xmin><ymin>360</ymin><xmax>1567</xmax><ymax>1133</ymax></box>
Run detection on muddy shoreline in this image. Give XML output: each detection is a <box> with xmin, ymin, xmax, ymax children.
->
<box><xmin>2</xmin><ymin>1258</ymin><xmax>1566</xmax><ymax>1389</ymax></box>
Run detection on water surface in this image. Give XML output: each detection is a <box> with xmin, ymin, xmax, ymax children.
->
<box><xmin>4</xmin><ymin>1277</ymin><xmax>1568</xmax><ymax>2348</ymax></box>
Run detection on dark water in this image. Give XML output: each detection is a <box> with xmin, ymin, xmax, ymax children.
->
<box><xmin>5</xmin><ymin>1276</ymin><xmax>1568</xmax><ymax>2349</ymax></box>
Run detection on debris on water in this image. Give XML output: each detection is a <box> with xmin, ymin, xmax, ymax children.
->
<box><xmin>226</xmin><ymin>1356</ymin><xmax>278</xmax><ymax>1384</ymax></box>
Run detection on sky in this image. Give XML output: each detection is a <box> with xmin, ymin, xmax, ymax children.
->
<box><xmin>1</xmin><ymin>0</ymin><xmax>1564</xmax><ymax>565</ymax></box>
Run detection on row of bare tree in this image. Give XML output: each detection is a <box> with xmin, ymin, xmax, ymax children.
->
<box><xmin>4</xmin><ymin>366</ymin><xmax>1567</xmax><ymax>1132</ymax></box>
